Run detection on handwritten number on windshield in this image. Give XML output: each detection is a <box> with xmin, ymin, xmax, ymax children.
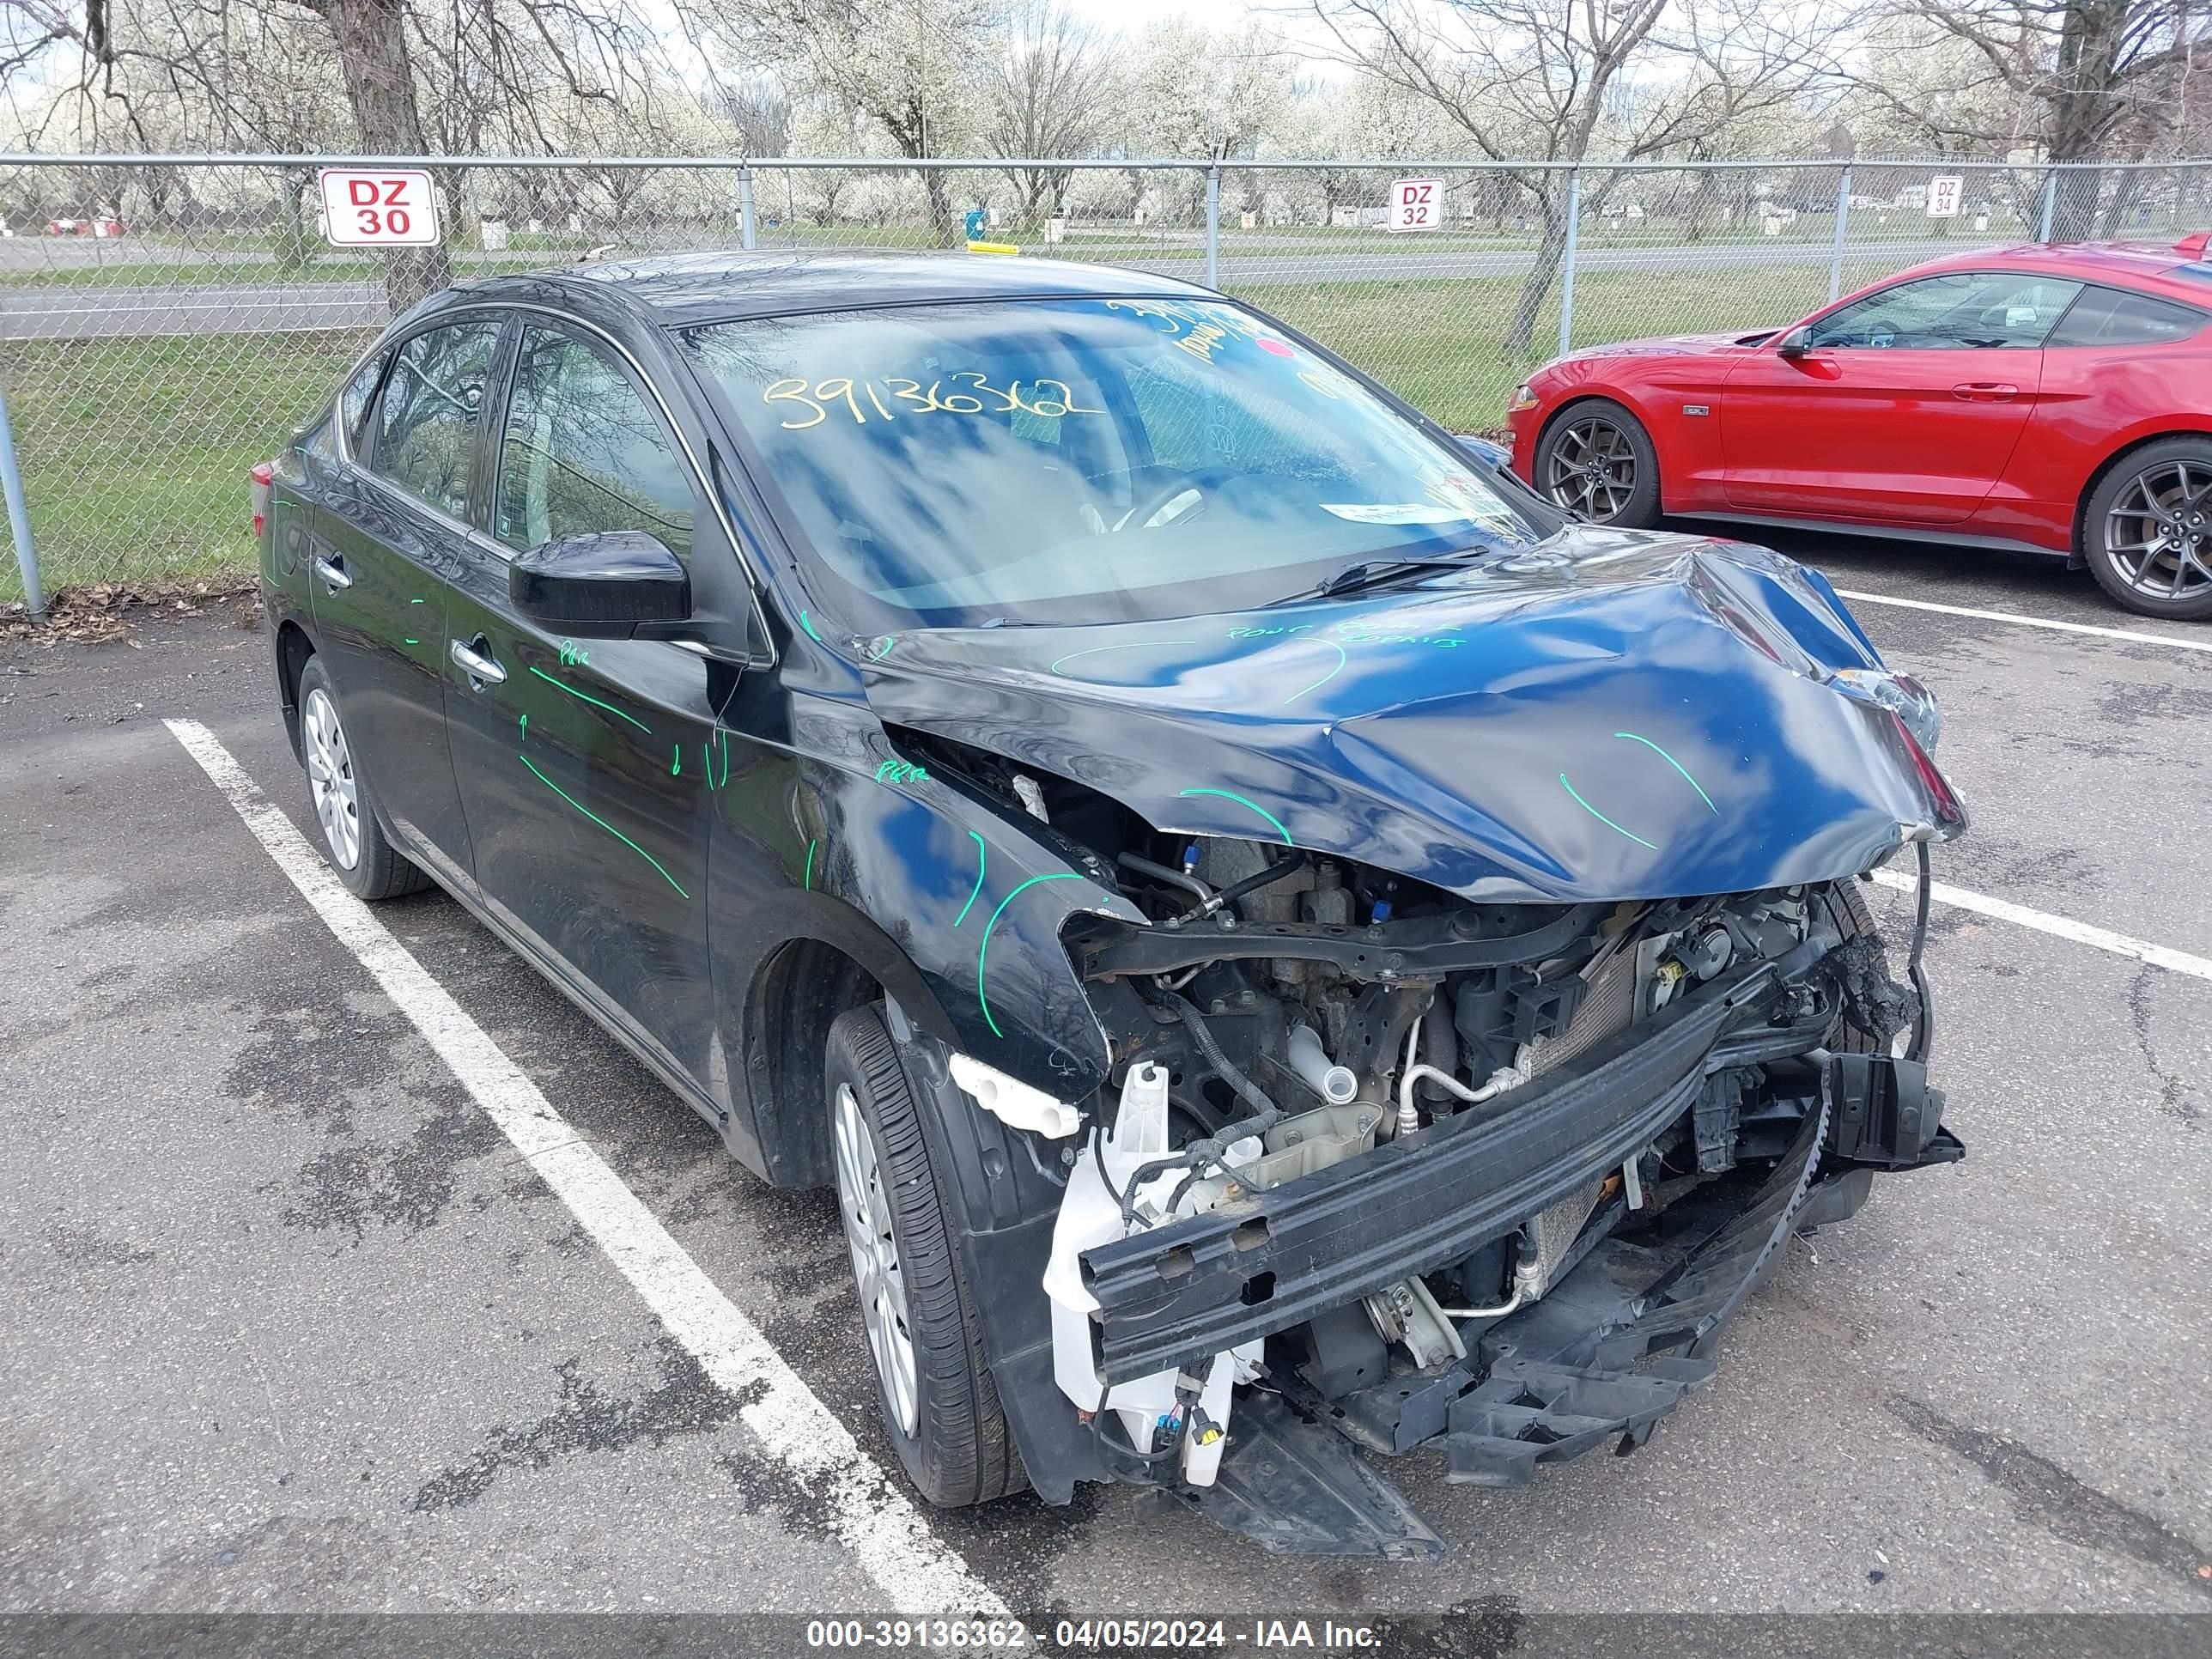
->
<box><xmin>763</xmin><ymin>378</ymin><xmax>828</xmax><ymax>429</ymax></box>
<box><xmin>762</xmin><ymin>374</ymin><xmax>1103</xmax><ymax>429</ymax></box>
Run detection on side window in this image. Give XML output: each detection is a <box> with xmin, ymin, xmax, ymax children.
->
<box><xmin>1807</xmin><ymin>273</ymin><xmax>2084</xmax><ymax>350</ymax></box>
<box><xmin>337</xmin><ymin>349</ymin><xmax>389</xmax><ymax>456</ymax></box>
<box><xmin>493</xmin><ymin>326</ymin><xmax>695</xmax><ymax>557</ymax></box>
<box><xmin>371</xmin><ymin>321</ymin><xmax>501</xmax><ymax>519</ymax></box>
<box><xmin>2047</xmin><ymin>285</ymin><xmax>2207</xmax><ymax>348</ymax></box>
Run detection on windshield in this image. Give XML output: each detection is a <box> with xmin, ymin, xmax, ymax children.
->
<box><xmin>684</xmin><ymin>296</ymin><xmax>1537</xmax><ymax>629</ymax></box>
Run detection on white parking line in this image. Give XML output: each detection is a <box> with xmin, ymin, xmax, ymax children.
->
<box><xmin>1869</xmin><ymin>867</ymin><xmax>2212</xmax><ymax>982</ymax></box>
<box><xmin>1833</xmin><ymin>587</ymin><xmax>2212</xmax><ymax>653</ymax></box>
<box><xmin>163</xmin><ymin>718</ymin><xmax>1005</xmax><ymax>1617</ymax></box>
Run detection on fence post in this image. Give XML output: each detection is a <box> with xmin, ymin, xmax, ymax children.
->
<box><xmin>1205</xmin><ymin>165</ymin><xmax>1221</xmax><ymax>289</ymax></box>
<box><xmin>1827</xmin><ymin>165</ymin><xmax>1852</xmax><ymax>302</ymax></box>
<box><xmin>738</xmin><ymin>165</ymin><xmax>758</xmax><ymax>252</ymax></box>
<box><xmin>1557</xmin><ymin>168</ymin><xmax>1582</xmax><ymax>358</ymax></box>
<box><xmin>2038</xmin><ymin>168</ymin><xmax>2058</xmax><ymax>243</ymax></box>
<box><xmin>0</xmin><ymin>381</ymin><xmax>43</xmax><ymax>620</ymax></box>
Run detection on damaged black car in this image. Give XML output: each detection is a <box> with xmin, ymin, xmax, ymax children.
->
<box><xmin>255</xmin><ymin>251</ymin><xmax>1966</xmax><ymax>1557</ymax></box>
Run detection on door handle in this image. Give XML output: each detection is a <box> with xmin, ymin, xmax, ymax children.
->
<box><xmin>449</xmin><ymin>636</ymin><xmax>507</xmax><ymax>685</ymax></box>
<box><xmin>1951</xmin><ymin>383</ymin><xmax>2021</xmax><ymax>402</ymax></box>
<box><xmin>312</xmin><ymin>553</ymin><xmax>352</xmax><ymax>591</ymax></box>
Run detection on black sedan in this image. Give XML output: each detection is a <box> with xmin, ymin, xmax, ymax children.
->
<box><xmin>258</xmin><ymin>252</ymin><xmax>1963</xmax><ymax>1554</ymax></box>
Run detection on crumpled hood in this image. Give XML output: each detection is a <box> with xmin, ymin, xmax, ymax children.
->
<box><xmin>860</xmin><ymin>532</ymin><xmax>1966</xmax><ymax>902</ymax></box>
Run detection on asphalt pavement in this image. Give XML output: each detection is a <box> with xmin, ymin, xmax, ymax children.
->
<box><xmin>2</xmin><ymin>528</ymin><xmax>2208</xmax><ymax>1632</ymax></box>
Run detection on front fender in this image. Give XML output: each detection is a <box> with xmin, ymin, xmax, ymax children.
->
<box><xmin>780</xmin><ymin>695</ymin><xmax>1143</xmax><ymax>1103</ymax></box>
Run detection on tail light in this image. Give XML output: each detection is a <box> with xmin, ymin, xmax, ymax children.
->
<box><xmin>251</xmin><ymin>461</ymin><xmax>273</xmax><ymax>541</ymax></box>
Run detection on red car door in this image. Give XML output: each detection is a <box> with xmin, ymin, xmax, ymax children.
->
<box><xmin>1720</xmin><ymin>270</ymin><xmax>2081</xmax><ymax>524</ymax></box>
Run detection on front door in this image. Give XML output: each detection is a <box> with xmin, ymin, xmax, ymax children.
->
<box><xmin>441</xmin><ymin>319</ymin><xmax>728</xmax><ymax>1087</ymax></box>
<box><xmin>310</xmin><ymin>319</ymin><xmax>505</xmax><ymax>890</ymax></box>
<box><xmin>1721</xmin><ymin>271</ymin><xmax>2080</xmax><ymax>524</ymax></box>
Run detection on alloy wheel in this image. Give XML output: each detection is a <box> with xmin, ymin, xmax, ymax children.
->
<box><xmin>301</xmin><ymin>686</ymin><xmax>362</xmax><ymax>871</ymax></box>
<box><xmin>1543</xmin><ymin>416</ymin><xmax>1639</xmax><ymax>521</ymax></box>
<box><xmin>2103</xmin><ymin>459</ymin><xmax>2212</xmax><ymax>604</ymax></box>
<box><xmin>833</xmin><ymin>1082</ymin><xmax>919</xmax><ymax>1436</ymax></box>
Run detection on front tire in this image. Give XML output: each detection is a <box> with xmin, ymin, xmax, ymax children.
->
<box><xmin>2082</xmin><ymin>437</ymin><xmax>2212</xmax><ymax>620</ymax></box>
<box><xmin>825</xmin><ymin>1004</ymin><xmax>1024</xmax><ymax>1507</ymax></box>
<box><xmin>295</xmin><ymin>656</ymin><xmax>430</xmax><ymax>902</ymax></box>
<box><xmin>1534</xmin><ymin>399</ymin><xmax>1662</xmax><ymax>527</ymax></box>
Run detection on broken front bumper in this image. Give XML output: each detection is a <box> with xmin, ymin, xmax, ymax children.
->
<box><xmin>1072</xmin><ymin>963</ymin><xmax>1962</xmax><ymax>1556</ymax></box>
<box><xmin>1079</xmin><ymin>961</ymin><xmax>1783</xmax><ymax>1383</ymax></box>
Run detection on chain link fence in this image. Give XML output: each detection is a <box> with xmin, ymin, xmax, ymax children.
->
<box><xmin>2</xmin><ymin>153</ymin><xmax>2206</xmax><ymax>605</ymax></box>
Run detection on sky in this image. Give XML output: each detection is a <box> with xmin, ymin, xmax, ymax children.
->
<box><xmin>1060</xmin><ymin>0</ymin><xmax>1352</xmax><ymax>81</ymax></box>
<box><xmin>1065</xmin><ymin>0</ymin><xmax>1258</xmax><ymax>27</ymax></box>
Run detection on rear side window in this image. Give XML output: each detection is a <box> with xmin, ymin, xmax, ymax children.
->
<box><xmin>2047</xmin><ymin>285</ymin><xmax>2207</xmax><ymax>347</ymax></box>
<box><xmin>371</xmin><ymin>321</ymin><xmax>501</xmax><ymax>520</ymax></box>
<box><xmin>337</xmin><ymin>350</ymin><xmax>389</xmax><ymax>455</ymax></box>
<box><xmin>492</xmin><ymin>326</ymin><xmax>695</xmax><ymax>557</ymax></box>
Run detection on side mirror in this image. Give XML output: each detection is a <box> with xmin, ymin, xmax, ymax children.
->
<box><xmin>510</xmin><ymin>531</ymin><xmax>691</xmax><ymax>638</ymax></box>
<box><xmin>1776</xmin><ymin>326</ymin><xmax>1812</xmax><ymax>357</ymax></box>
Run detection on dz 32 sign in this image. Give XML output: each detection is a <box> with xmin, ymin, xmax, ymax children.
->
<box><xmin>1387</xmin><ymin>177</ymin><xmax>1443</xmax><ymax>233</ymax></box>
<box><xmin>318</xmin><ymin>168</ymin><xmax>442</xmax><ymax>246</ymax></box>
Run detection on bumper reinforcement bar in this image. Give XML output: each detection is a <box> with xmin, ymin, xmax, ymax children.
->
<box><xmin>1178</xmin><ymin>1088</ymin><xmax>1850</xmax><ymax>1553</ymax></box>
<box><xmin>1082</xmin><ymin>962</ymin><xmax>1784</xmax><ymax>1382</ymax></box>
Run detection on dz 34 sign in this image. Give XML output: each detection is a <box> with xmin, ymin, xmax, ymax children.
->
<box><xmin>318</xmin><ymin>168</ymin><xmax>442</xmax><ymax>246</ymax></box>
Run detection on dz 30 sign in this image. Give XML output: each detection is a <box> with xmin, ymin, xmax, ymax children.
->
<box><xmin>318</xmin><ymin>168</ymin><xmax>442</xmax><ymax>246</ymax></box>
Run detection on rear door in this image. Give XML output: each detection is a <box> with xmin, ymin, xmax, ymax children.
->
<box><xmin>1720</xmin><ymin>271</ymin><xmax>2080</xmax><ymax>524</ymax></box>
<box><xmin>308</xmin><ymin>318</ymin><xmax>505</xmax><ymax>890</ymax></box>
<box><xmin>440</xmin><ymin>316</ymin><xmax>727</xmax><ymax>1087</ymax></box>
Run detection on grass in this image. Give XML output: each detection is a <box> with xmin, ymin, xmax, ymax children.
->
<box><xmin>0</xmin><ymin>331</ymin><xmax>377</xmax><ymax>601</ymax></box>
<box><xmin>1241</xmin><ymin>262</ymin><xmax>1850</xmax><ymax>430</ymax></box>
<box><xmin>0</xmin><ymin>254</ymin><xmax>1909</xmax><ymax>602</ymax></box>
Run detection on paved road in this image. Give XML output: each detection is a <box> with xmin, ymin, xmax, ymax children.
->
<box><xmin>0</xmin><ymin>238</ymin><xmax>1989</xmax><ymax>340</ymax></box>
<box><xmin>2</xmin><ymin>534</ymin><xmax>2208</xmax><ymax>1636</ymax></box>
<box><xmin>0</xmin><ymin>281</ymin><xmax>389</xmax><ymax>341</ymax></box>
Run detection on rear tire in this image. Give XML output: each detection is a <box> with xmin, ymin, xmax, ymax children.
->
<box><xmin>825</xmin><ymin>1003</ymin><xmax>1024</xmax><ymax>1507</ymax></box>
<box><xmin>2081</xmin><ymin>436</ymin><xmax>2212</xmax><ymax>620</ymax></box>
<box><xmin>1533</xmin><ymin>399</ymin><xmax>1663</xmax><ymax>527</ymax></box>
<box><xmin>295</xmin><ymin>656</ymin><xmax>430</xmax><ymax>902</ymax></box>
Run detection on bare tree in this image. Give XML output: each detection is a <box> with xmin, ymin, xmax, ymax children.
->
<box><xmin>980</xmin><ymin>0</ymin><xmax>1116</xmax><ymax>227</ymax></box>
<box><xmin>1855</xmin><ymin>0</ymin><xmax>2211</xmax><ymax>237</ymax></box>
<box><xmin>690</xmin><ymin>0</ymin><xmax>1003</xmax><ymax>244</ymax></box>
<box><xmin>1302</xmin><ymin>0</ymin><xmax>1847</xmax><ymax>356</ymax></box>
<box><xmin>716</xmin><ymin>74</ymin><xmax>793</xmax><ymax>157</ymax></box>
<box><xmin>4</xmin><ymin>0</ymin><xmax>678</xmax><ymax>307</ymax></box>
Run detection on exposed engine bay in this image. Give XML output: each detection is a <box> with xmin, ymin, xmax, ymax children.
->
<box><xmin>987</xmin><ymin>803</ymin><xmax>1960</xmax><ymax>1547</ymax></box>
<box><xmin>891</xmin><ymin>729</ymin><xmax>1964</xmax><ymax>1553</ymax></box>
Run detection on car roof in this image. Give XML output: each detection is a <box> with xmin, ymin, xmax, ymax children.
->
<box><xmin>454</xmin><ymin>248</ymin><xmax>1218</xmax><ymax>328</ymax></box>
<box><xmin>1893</xmin><ymin>239</ymin><xmax>2212</xmax><ymax>306</ymax></box>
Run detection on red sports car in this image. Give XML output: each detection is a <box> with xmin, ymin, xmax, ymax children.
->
<box><xmin>1505</xmin><ymin>235</ymin><xmax>2212</xmax><ymax>619</ymax></box>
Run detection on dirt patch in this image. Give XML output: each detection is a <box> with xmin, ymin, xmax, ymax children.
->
<box><xmin>2</xmin><ymin>579</ymin><xmax>260</xmax><ymax>646</ymax></box>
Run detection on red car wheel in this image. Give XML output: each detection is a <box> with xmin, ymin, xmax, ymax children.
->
<box><xmin>1533</xmin><ymin>401</ymin><xmax>1662</xmax><ymax>527</ymax></box>
<box><xmin>2084</xmin><ymin>437</ymin><xmax>2212</xmax><ymax>621</ymax></box>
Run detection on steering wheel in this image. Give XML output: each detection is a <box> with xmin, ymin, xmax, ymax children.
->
<box><xmin>1114</xmin><ymin>471</ymin><xmax>1212</xmax><ymax>533</ymax></box>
